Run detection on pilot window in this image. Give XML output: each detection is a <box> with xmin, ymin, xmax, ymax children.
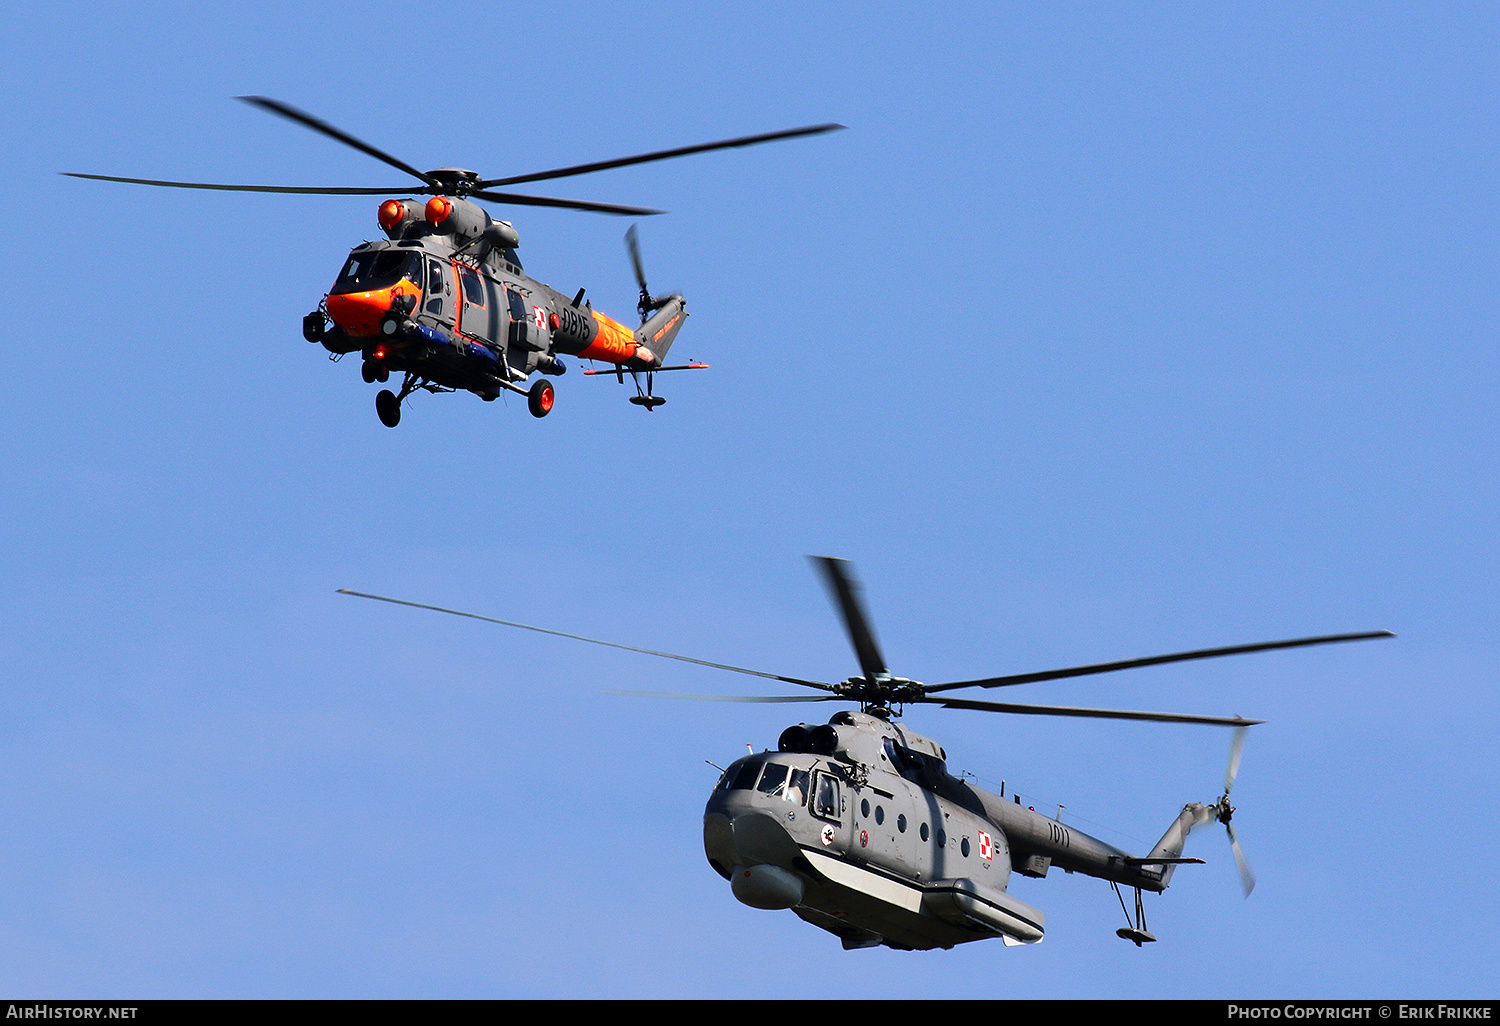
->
<box><xmin>787</xmin><ymin>768</ymin><xmax>809</xmax><ymax>806</ymax></box>
<box><xmin>426</xmin><ymin>261</ymin><xmax>448</xmax><ymax>313</ymax></box>
<box><xmin>726</xmin><ymin>760</ymin><xmax>761</xmax><ymax>791</ymax></box>
<box><xmin>758</xmin><ymin>762</ymin><xmax>789</xmax><ymax>797</ymax></box>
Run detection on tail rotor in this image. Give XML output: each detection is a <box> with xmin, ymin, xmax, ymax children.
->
<box><xmin>626</xmin><ymin>224</ymin><xmax>670</xmax><ymax>321</ymax></box>
<box><xmin>1210</xmin><ymin>725</ymin><xmax>1256</xmax><ymax>896</ymax></box>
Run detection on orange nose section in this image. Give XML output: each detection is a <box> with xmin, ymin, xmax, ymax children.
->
<box><xmin>326</xmin><ymin>282</ymin><xmax>421</xmax><ymax>338</ymax></box>
<box><xmin>326</xmin><ymin>290</ymin><xmax>392</xmax><ymax>338</ymax></box>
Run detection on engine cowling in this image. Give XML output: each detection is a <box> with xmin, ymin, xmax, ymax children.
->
<box><xmin>423</xmin><ymin>195</ymin><xmax>490</xmax><ymax>245</ymax></box>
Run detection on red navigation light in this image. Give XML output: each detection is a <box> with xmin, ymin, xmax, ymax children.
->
<box><xmin>373</xmin><ymin>346</ymin><xmax>387</xmax><ymax>360</ymax></box>
<box><xmin>378</xmin><ymin>200</ymin><xmax>406</xmax><ymax>229</ymax></box>
<box><xmin>425</xmin><ymin>196</ymin><xmax>453</xmax><ymax>225</ymax></box>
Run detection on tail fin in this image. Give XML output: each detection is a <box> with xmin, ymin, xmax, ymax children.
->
<box><xmin>637</xmin><ymin>296</ymin><xmax>687</xmax><ymax>365</ymax></box>
<box><xmin>1141</xmin><ymin>802</ymin><xmax>1217</xmax><ymax>888</ymax></box>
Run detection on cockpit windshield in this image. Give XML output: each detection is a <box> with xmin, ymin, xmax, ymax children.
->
<box><xmin>715</xmin><ymin>757</ymin><xmax>808</xmax><ymax>806</ymax></box>
<box><xmin>331</xmin><ymin>250</ymin><xmax>424</xmax><ymax>295</ymax></box>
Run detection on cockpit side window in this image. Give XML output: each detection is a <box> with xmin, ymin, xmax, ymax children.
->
<box><xmin>812</xmin><ymin>772</ymin><xmax>841</xmax><ymax>821</ymax></box>
<box><xmin>726</xmin><ymin>760</ymin><xmax>761</xmax><ymax>791</ymax></box>
<box><xmin>757</xmin><ymin>762</ymin><xmax>789</xmax><ymax>798</ymax></box>
<box><xmin>787</xmin><ymin>768</ymin><xmax>809</xmax><ymax>806</ymax></box>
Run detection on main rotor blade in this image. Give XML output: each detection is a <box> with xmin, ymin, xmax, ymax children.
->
<box><xmin>1225</xmin><ymin>724</ymin><xmax>1248</xmax><ymax>796</ymax></box>
<box><xmin>921</xmin><ymin>695</ymin><xmax>1264</xmax><ymax>728</ymax></box>
<box><xmin>63</xmin><ymin>173</ymin><xmax>414</xmax><ymax>195</ymax></box>
<box><xmin>923</xmin><ymin>631</ymin><xmax>1395</xmax><ymax>695</ymax></box>
<box><xmin>468</xmin><ymin>189</ymin><xmax>663</xmax><ymax>216</ymax></box>
<box><xmin>604</xmin><ymin>690</ymin><xmax>843</xmax><ymax>703</ymax></box>
<box><xmin>479</xmin><ymin>123</ymin><xmax>846</xmax><ymax>189</ymax></box>
<box><xmin>238</xmin><ymin>96</ymin><xmax>437</xmax><ymax>188</ymax></box>
<box><xmin>811</xmin><ymin>557</ymin><xmax>889</xmax><ymax>682</ymax></box>
<box><xmin>626</xmin><ymin>224</ymin><xmax>649</xmax><ymax>292</ymax></box>
<box><xmin>337</xmin><ymin>590</ymin><xmax>836</xmax><ymax>692</ymax></box>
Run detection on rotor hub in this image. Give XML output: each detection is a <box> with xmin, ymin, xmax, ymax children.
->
<box><xmin>425</xmin><ymin>168</ymin><xmax>481</xmax><ymax>195</ymax></box>
<box><xmin>1215</xmin><ymin>796</ymin><xmax>1235</xmax><ymax>824</ymax></box>
<box><xmin>836</xmin><ymin>675</ymin><xmax>925</xmax><ymax>714</ymax></box>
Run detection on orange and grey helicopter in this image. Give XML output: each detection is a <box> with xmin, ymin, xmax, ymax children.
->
<box><xmin>341</xmin><ymin>559</ymin><xmax>1392</xmax><ymax>951</ymax></box>
<box><xmin>68</xmin><ymin>97</ymin><xmax>842</xmax><ymax>426</ymax></box>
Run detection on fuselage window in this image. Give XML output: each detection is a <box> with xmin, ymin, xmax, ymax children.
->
<box><xmin>961</xmin><ymin>836</ymin><xmax>971</xmax><ymax>857</ymax></box>
<box><xmin>897</xmin><ymin>814</ymin><xmax>907</xmax><ymax>833</ymax></box>
<box><xmin>920</xmin><ymin>822</ymin><xmax>929</xmax><ymax>842</ymax></box>
<box><xmin>875</xmin><ymin>806</ymin><xmax>885</xmax><ymax>825</ymax></box>
<box><xmin>860</xmin><ymin>798</ymin><xmax>870</xmax><ymax>818</ymax></box>
<box><xmin>459</xmin><ymin>266</ymin><xmax>485</xmax><ymax>307</ymax></box>
<box><xmin>507</xmin><ymin>289</ymin><xmax>529</xmax><ymax>346</ymax></box>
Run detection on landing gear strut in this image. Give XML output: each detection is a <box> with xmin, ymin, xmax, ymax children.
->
<box><xmin>375</xmin><ymin>372</ymin><xmax>438</xmax><ymax>428</ymax></box>
<box><xmin>1113</xmin><ymin>882</ymin><xmax>1157</xmax><ymax>946</ymax></box>
<box><xmin>627</xmin><ymin>370</ymin><xmax>666</xmax><ymax>411</ymax></box>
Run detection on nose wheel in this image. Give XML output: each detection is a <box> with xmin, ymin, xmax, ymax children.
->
<box><xmin>375</xmin><ymin>389</ymin><xmax>401</xmax><ymax>428</ymax></box>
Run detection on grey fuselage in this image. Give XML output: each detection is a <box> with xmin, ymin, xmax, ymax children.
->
<box><xmin>703</xmin><ymin>710</ymin><xmax>1193</xmax><ymax>951</ymax></box>
<box><xmin>315</xmin><ymin>195</ymin><xmax>685</xmax><ymax>400</ymax></box>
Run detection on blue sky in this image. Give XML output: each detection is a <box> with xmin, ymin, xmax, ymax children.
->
<box><xmin>0</xmin><ymin>0</ymin><xmax>1495</xmax><ymax>999</ymax></box>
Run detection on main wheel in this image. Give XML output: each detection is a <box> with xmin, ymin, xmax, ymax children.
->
<box><xmin>527</xmin><ymin>379</ymin><xmax>555</xmax><ymax>418</ymax></box>
<box><xmin>375</xmin><ymin>389</ymin><xmax>401</xmax><ymax>428</ymax></box>
<box><xmin>361</xmin><ymin>360</ymin><xmax>376</xmax><ymax>383</ymax></box>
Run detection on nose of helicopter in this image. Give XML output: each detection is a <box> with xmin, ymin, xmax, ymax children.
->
<box><xmin>705</xmin><ymin>810</ymin><xmax>806</xmax><ymax>910</ymax></box>
<box><xmin>704</xmin><ymin>797</ymin><xmax>806</xmax><ymax>910</ymax></box>
<box><xmin>325</xmin><ymin>288</ymin><xmax>397</xmax><ymax>338</ymax></box>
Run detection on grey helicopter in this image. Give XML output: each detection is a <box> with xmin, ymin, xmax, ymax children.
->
<box><xmin>339</xmin><ymin>559</ymin><xmax>1391</xmax><ymax>951</ymax></box>
<box><xmin>67</xmin><ymin>97</ymin><xmax>841</xmax><ymax>426</ymax></box>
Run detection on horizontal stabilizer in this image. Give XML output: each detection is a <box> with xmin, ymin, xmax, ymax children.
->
<box><xmin>1125</xmin><ymin>856</ymin><xmax>1204</xmax><ymax>866</ymax></box>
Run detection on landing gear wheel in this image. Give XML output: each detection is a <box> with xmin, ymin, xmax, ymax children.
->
<box><xmin>375</xmin><ymin>362</ymin><xmax>389</xmax><ymax>383</ymax></box>
<box><xmin>362</xmin><ymin>360</ymin><xmax>376</xmax><ymax>383</ymax></box>
<box><xmin>528</xmin><ymin>379</ymin><xmax>555</xmax><ymax>418</ymax></box>
<box><xmin>375</xmin><ymin>388</ymin><xmax>401</xmax><ymax>428</ymax></box>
